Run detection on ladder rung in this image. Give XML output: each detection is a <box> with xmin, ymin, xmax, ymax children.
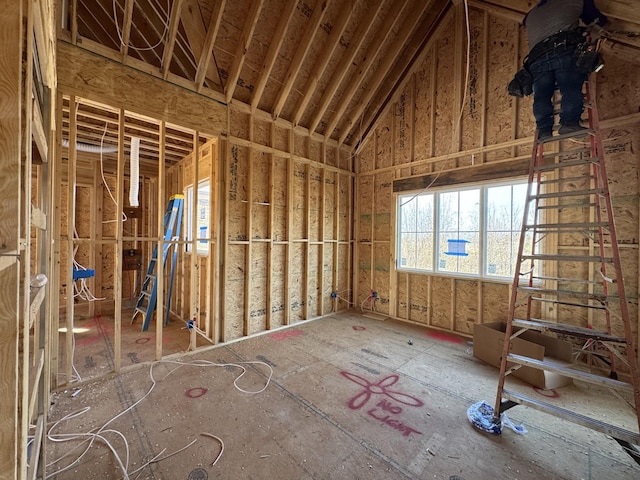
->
<box><xmin>501</xmin><ymin>389</ymin><xmax>640</xmax><ymax>445</ymax></box>
<box><xmin>530</xmin><ymin>275</ymin><xmax>607</xmax><ymax>285</ymax></box>
<box><xmin>536</xmin><ymin>202</ymin><xmax>597</xmax><ymax>210</ymax></box>
<box><xmin>529</xmin><ymin>296</ymin><xmax>607</xmax><ymax>310</ymax></box>
<box><xmin>507</xmin><ymin>354</ymin><xmax>634</xmax><ymax>392</ymax></box>
<box><xmin>541</xmin><ymin>147</ymin><xmax>592</xmax><ymax>159</ymax></box>
<box><xmin>534</xmin><ymin>157</ymin><xmax>598</xmax><ymax>172</ymax></box>
<box><xmin>538</xmin><ymin>129</ymin><xmax>595</xmax><ymax>144</ymax></box>
<box><xmin>134</xmin><ymin>307</ymin><xmax>146</xmax><ymax>315</ymax></box>
<box><xmin>513</xmin><ymin>318</ymin><xmax>628</xmax><ymax>343</ymax></box>
<box><xmin>517</xmin><ymin>286</ymin><xmax>616</xmax><ymax>302</ymax></box>
<box><xmin>539</xmin><ymin>174</ymin><xmax>595</xmax><ymax>185</ymax></box>
<box><xmin>525</xmin><ymin>221</ymin><xmax>609</xmax><ymax>231</ymax></box>
<box><xmin>521</xmin><ymin>254</ymin><xmax>613</xmax><ymax>263</ymax></box>
<box><xmin>533</xmin><ymin>188</ymin><xmax>603</xmax><ymax>200</ymax></box>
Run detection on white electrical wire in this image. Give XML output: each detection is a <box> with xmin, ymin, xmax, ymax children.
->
<box><xmin>112</xmin><ymin>0</ymin><xmax>170</xmax><ymax>52</ymax></box>
<box><xmin>46</xmin><ymin>359</ymin><xmax>273</xmax><ymax>478</ymax></box>
<box><xmin>98</xmin><ymin>124</ymin><xmax>128</xmax><ymax>224</ymax></box>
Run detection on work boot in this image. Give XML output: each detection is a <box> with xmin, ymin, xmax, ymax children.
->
<box><xmin>537</xmin><ymin>128</ymin><xmax>553</xmax><ymax>141</ymax></box>
<box><xmin>558</xmin><ymin>123</ymin><xmax>589</xmax><ymax>136</ymax></box>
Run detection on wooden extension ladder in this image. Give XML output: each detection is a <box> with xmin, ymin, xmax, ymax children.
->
<box><xmin>493</xmin><ymin>80</ymin><xmax>640</xmax><ymax>465</ymax></box>
<box><xmin>131</xmin><ymin>194</ymin><xmax>184</xmax><ymax>332</ymax></box>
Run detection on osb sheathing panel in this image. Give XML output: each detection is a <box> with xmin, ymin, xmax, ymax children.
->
<box><xmin>308</xmin><ymin>165</ymin><xmax>321</xmax><ymax>241</ymax></box>
<box><xmin>258</xmin><ymin>2</ymin><xmax>311</xmax><ymax>113</ymax></box>
<box><xmin>597</xmin><ymin>57</ymin><xmax>640</xmax><ymax>121</ymax></box>
<box><xmin>433</xmin><ymin>19</ymin><xmax>456</xmax><ymax>158</ymax></box>
<box><xmin>229</xmin><ymin>108</ymin><xmax>250</xmax><ymax>140</ymax></box>
<box><xmin>481</xmin><ymin>282</ymin><xmax>509</xmax><ymax>323</ymax></box>
<box><xmin>102</xmin><ymin>174</ymin><xmax>118</xmax><ymax>238</ymax></box>
<box><xmin>408</xmin><ymin>274</ymin><xmax>429</xmax><ymax>324</ymax></box>
<box><xmin>272</xmin><ymin>156</ymin><xmax>288</xmax><ymax>241</ymax></box>
<box><xmin>396</xmin><ymin>273</ymin><xmax>408</xmax><ymax>320</ymax></box>
<box><xmin>454</xmin><ymin>279</ymin><xmax>477</xmax><ymax>335</ymax></box>
<box><xmin>322</xmin><ymin>242</ymin><xmax>334</xmax><ymax>313</ymax></box>
<box><xmin>337</xmin><ymin>243</ymin><xmax>350</xmax><ymax>298</ymax></box>
<box><xmin>460</xmin><ymin>9</ymin><xmax>485</xmax><ymax>152</ymax></box>
<box><xmin>292</xmin><ymin>163</ymin><xmax>307</xmax><ymax>239</ymax></box>
<box><xmin>484</xmin><ymin>15</ymin><xmax>518</xmax><ymax>163</ymax></box>
<box><xmin>373</xmin><ymin>173</ymin><xmax>392</xmax><ymax>241</ymax></box>
<box><xmin>324</xmin><ymin>171</ymin><xmax>336</xmax><ymax>237</ymax></box>
<box><xmin>228</xmin><ymin>145</ymin><xmax>248</xmax><ymax>241</ymax></box>
<box><xmin>294</xmin><ymin>134</ymin><xmax>307</xmax><ymax>159</ymax></box>
<box><xmin>272</xmin><ymin>124</ymin><xmax>289</xmax><ymax>153</ymax></box>
<box><xmin>253</xmin><ymin>118</ymin><xmax>271</xmax><ymax>148</ymax></box>
<box><xmin>290</xmin><ymin>243</ymin><xmax>305</xmax><ymax>321</ymax></box>
<box><xmin>413</xmin><ymin>50</ymin><xmax>435</xmax><ymax>172</ymax></box>
<box><xmin>394</xmin><ymin>84</ymin><xmax>413</xmax><ymax>167</ymax></box>
<box><xmin>270</xmin><ymin>244</ymin><xmax>287</xmax><ymax>328</ymax></box>
<box><xmin>430</xmin><ymin>276</ymin><xmax>451</xmax><ymax>329</ymax></box>
<box><xmin>308</xmin><ymin>244</ymin><xmax>320</xmax><ymax>318</ymax></box>
<box><xmin>338</xmin><ymin>174</ymin><xmax>350</xmax><ymax>241</ymax></box>
<box><xmin>375</xmin><ymin>114</ymin><xmax>393</xmax><ymax>170</ymax></box>
<box><xmin>251</xmin><ymin>151</ymin><xmax>270</xmax><ymax>239</ymax></box>
<box><xmin>325</xmin><ymin>145</ymin><xmax>337</xmax><ymax>168</ymax></box>
<box><xmin>373</xmin><ymin>244</ymin><xmax>389</xmax><ymax>315</ymax></box>
<box><xmin>249</xmin><ymin>243</ymin><xmax>268</xmax><ymax>334</ymax></box>
<box><xmin>225</xmin><ymin>245</ymin><xmax>246</xmax><ymax>339</ymax></box>
<box><xmin>358</xmin><ymin>243</ymin><xmax>372</xmax><ymax>298</ymax></box>
<box><xmin>358</xmin><ymin>134</ymin><xmax>375</xmax><ymax>173</ymax></box>
<box><xmin>339</xmin><ymin>148</ymin><xmax>351</xmax><ymax>172</ymax></box>
<box><xmin>357</xmin><ymin>174</ymin><xmax>373</xmax><ymax>241</ymax></box>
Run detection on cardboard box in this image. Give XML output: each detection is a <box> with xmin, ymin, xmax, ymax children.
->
<box><xmin>473</xmin><ymin>321</ymin><xmax>573</xmax><ymax>390</ymax></box>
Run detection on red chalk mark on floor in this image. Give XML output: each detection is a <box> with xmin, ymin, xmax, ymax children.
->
<box><xmin>135</xmin><ymin>337</ymin><xmax>151</xmax><ymax>344</ymax></box>
<box><xmin>425</xmin><ymin>331</ymin><xmax>463</xmax><ymax>344</ymax></box>
<box><xmin>185</xmin><ymin>387</ymin><xmax>208</xmax><ymax>399</ymax></box>
<box><xmin>352</xmin><ymin>326</ymin><xmax>366</xmax><ymax>331</ymax></box>
<box><xmin>269</xmin><ymin>328</ymin><xmax>304</xmax><ymax>341</ymax></box>
<box><xmin>533</xmin><ymin>386</ymin><xmax>560</xmax><ymax>398</ymax></box>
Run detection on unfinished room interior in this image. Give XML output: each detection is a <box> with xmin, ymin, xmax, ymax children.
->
<box><xmin>3</xmin><ymin>0</ymin><xmax>640</xmax><ymax>478</ymax></box>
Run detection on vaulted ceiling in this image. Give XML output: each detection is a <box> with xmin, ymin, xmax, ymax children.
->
<box><xmin>58</xmin><ymin>0</ymin><xmax>640</xmax><ymax>163</ymax></box>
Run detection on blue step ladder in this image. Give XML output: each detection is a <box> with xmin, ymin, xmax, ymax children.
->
<box><xmin>132</xmin><ymin>194</ymin><xmax>184</xmax><ymax>331</ymax></box>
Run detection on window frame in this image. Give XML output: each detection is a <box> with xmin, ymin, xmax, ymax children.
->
<box><xmin>396</xmin><ymin>177</ymin><xmax>536</xmax><ymax>281</ymax></box>
<box><xmin>184</xmin><ymin>178</ymin><xmax>211</xmax><ymax>255</ymax></box>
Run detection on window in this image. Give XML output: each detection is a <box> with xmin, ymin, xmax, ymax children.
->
<box><xmin>397</xmin><ymin>179</ymin><xmax>536</xmax><ymax>280</ymax></box>
<box><xmin>185</xmin><ymin>179</ymin><xmax>210</xmax><ymax>255</ymax></box>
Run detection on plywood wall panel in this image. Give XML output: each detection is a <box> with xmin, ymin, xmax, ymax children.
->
<box><xmin>430</xmin><ymin>276</ymin><xmax>451</xmax><ymax>329</ymax></box>
<box><xmin>249</xmin><ymin>243</ymin><xmax>268</xmax><ymax>334</ymax></box>
<box><xmin>433</xmin><ymin>20</ymin><xmax>456</xmax><ymax>157</ymax></box>
<box><xmin>394</xmin><ymin>83</ymin><xmax>413</xmax><ymax>167</ymax></box>
<box><xmin>322</xmin><ymin>242</ymin><xmax>334</xmax><ymax>314</ymax></box>
<box><xmin>270</xmin><ymin>244</ymin><xmax>287</xmax><ymax>327</ymax></box>
<box><xmin>290</xmin><ymin>243</ymin><xmax>305</xmax><ymax>321</ymax></box>
<box><xmin>309</xmin><ymin>165</ymin><xmax>321</xmax><ymax>241</ymax></box>
<box><xmin>481</xmin><ymin>282</ymin><xmax>509</xmax><ymax>323</ymax></box>
<box><xmin>292</xmin><ymin>163</ymin><xmax>307</xmax><ymax>239</ymax></box>
<box><xmin>454</xmin><ymin>279</ymin><xmax>477</xmax><ymax>335</ymax></box>
<box><xmin>357</xmin><ymin>174</ymin><xmax>373</xmax><ymax>241</ymax></box>
<box><xmin>407</xmin><ymin>274</ymin><xmax>428</xmax><ymax>324</ymax></box>
<box><xmin>373</xmin><ymin>173</ymin><xmax>392</xmax><ymax>241</ymax></box>
<box><xmin>375</xmin><ymin>114</ymin><xmax>393</xmax><ymax>170</ymax></box>
<box><xmin>373</xmin><ymin>244</ymin><xmax>389</xmax><ymax>315</ymax></box>
<box><xmin>461</xmin><ymin>9</ymin><xmax>485</xmax><ymax>152</ymax></box>
<box><xmin>308</xmin><ymin>244</ymin><xmax>320</xmax><ymax>318</ymax></box>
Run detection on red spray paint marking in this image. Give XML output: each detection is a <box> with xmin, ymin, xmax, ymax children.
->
<box><xmin>185</xmin><ymin>387</ymin><xmax>208</xmax><ymax>399</ymax></box>
<box><xmin>135</xmin><ymin>337</ymin><xmax>151</xmax><ymax>344</ymax></box>
<box><xmin>425</xmin><ymin>331</ymin><xmax>464</xmax><ymax>344</ymax></box>
<box><xmin>533</xmin><ymin>386</ymin><xmax>560</xmax><ymax>398</ymax></box>
<box><xmin>352</xmin><ymin>326</ymin><xmax>366</xmax><ymax>331</ymax></box>
<box><xmin>75</xmin><ymin>314</ymin><xmax>114</xmax><ymax>346</ymax></box>
<box><xmin>340</xmin><ymin>371</ymin><xmax>423</xmax><ymax>438</ymax></box>
<box><xmin>269</xmin><ymin>328</ymin><xmax>304</xmax><ymax>341</ymax></box>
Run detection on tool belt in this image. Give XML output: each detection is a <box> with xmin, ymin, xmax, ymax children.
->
<box><xmin>525</xmin><ymin>29</ymin><xmax>585</xmax><ymax>67</ymax></box>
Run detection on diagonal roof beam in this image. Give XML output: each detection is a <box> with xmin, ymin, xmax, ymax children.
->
<box><xmin>291</xmin><ymin>0</ymin><xmax>356</xmax><ymax>127</ymax></box>
<box><xmin>195</xmin><ymin>0</ymin><xmax>226</xmax><ymax>92</ymax></box>
<box><xmin>272</xmin><ymin>0</ymin><xmax>332</xmax><ymax>120</ymax></box>
<box><xmin>181</xmin><ymin>0</ymin><xmax>221</xmax><ymax>89</ymax></box>
<box><xmin>225</xmin><ymin>0</ymin><xmax>264</xmax><ymax>102</ymax></box>
<box><xmin>250</xmin><ymin>0</ymin><xmax>298</xmax><ymax>112</ymax></box>
<box><xmin>161</xmin><ymin>0</ymin><xmax>186</xmax><ymax>79</ymax></box>
<box><xmin>323</xmin><ymin>0</ymin><xmax>410</xmax><ymax>139</ymax></box>
<box><xmin>338</xmin><ymin>1</ymin><xmax>433</xmax><ymax>145</ymax></box>
<box><xmin>307</xmin><ymin>0</ymin><xmax>384</xmax><ymax>134</ymax></box>
<box><xmin>119</xmin><ymin>0</ymin><xmax>135</xmax><ymax>60</ymax></box>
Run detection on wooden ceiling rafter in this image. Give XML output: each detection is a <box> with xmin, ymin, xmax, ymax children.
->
<box><xmin>76</xmin><ymin>2</ymin><xmax>120</xmax><ymax>50</ymax></box>
<box><xmin>195</xmin><ymin>0</ymin><xmax>226</xmax><ymax>92</ymax></box>
<box><xmin>339</xmin><ymin>0</ymin><xmax>434</xmax><ymax>145</ymax></box>
<box><xmin>272</xmin><ymin>0</ymin><xmax>332</xmax><ymax>121</ymax></box>
<box><xmin>181</xmin><ymin>0</ymin><xmax>222</xmax><ymax>90</ymax></box>
<box><xmin>249</xmin><ymin>0</ymin><xmax>299</xmax><ymax>113</ymax></box>
<box><xmin>161</xmin><ymin>0</ymin><xmax>186</xmax><ymax>79</ymax></box>
<box><xmin>119</xmin><ymin>0</ymin><xmax>136</xmax><ymax>60</ymax></box>
<box><xmin>291</xmin><ymin>0</ymin><xmax>357</xmax><ymax>127</ymax></box>
<box><xmin>323</xmin><ymin>0</ymin><xmax>410</xmax><ymax>138</ymax></box>
<box><xmin>224</xmin><ymin>0</ymin><xmax>264</xmax><ymax>103</ymax></box>
<box><xmin>307</xmin><ymin>0</ymin><xmax>385</xmax><ymax>134</ymax></box>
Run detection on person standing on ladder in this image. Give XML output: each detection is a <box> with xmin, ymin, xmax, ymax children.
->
<box><xmin>523</xmin><ymin>0</ymin><xmax>607</xmax><ymax>140</ymax></box>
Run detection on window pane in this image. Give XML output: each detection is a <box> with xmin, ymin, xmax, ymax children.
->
<box><xmin>439</xmin><ymin>192</ymin><xmax>458</xmax><ymax>232</ymax></box>
<box><xmin>400</xmin><ymin>195</ymin><xmax>417</xmax><ymax>232</ymax></box>
<box><xmin>416</xmin><ymin>233</ymin><xmax>433</xmax><ymax>270</ymax></box>
<box><xmin>487</xmin><ymin>185</ymin><xmax>512</xmax><ymax>231</ymax></box>
<box><xmin>459</xmin><ymin>189</ymin><xmax>480</xmax><ymax>230</ymax></box>
<box><xmin>398</xmin><ymin>193</ymin><xmax>433</xmax><ymax>272</ymax></box>
<box><xmin>400</xmin><ymin>233</ymin><xmax>417</xmax><ymax>269</ymax></box>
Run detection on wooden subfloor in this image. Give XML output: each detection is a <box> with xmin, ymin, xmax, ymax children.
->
<box><xmin>47</xmin><ymin>312</ymin><xmax>640</xmax><ymax>479</ymax></box>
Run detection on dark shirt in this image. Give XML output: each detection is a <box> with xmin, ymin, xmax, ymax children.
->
<box><xmin>524</xmin><ymin>0</ymin><xmax>608</xmax><ymax>49</ymax></box>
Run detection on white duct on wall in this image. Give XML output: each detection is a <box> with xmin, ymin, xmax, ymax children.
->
<box><xmin>129</xmin><ymin>137</ymin><xmax>140</xmax><ymax>207</ymax></box>
<box><xmin>61</xmin><ymin>138</ymin><xmax>118</xmax><ymax>154</ymax></box>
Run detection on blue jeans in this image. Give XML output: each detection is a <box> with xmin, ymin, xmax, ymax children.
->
<box><xmin>528</xmin><ymin>50</ymin><xmax>587</xmax><ymax>131</ymax></box>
